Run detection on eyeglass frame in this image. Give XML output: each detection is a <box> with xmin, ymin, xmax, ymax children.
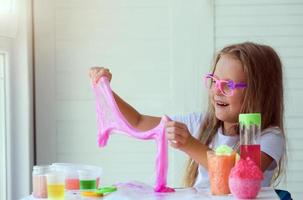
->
<box><xmin>204</xmin><ymin>73</ymin><xmax>247</xmax><ymax>96</ymax></box>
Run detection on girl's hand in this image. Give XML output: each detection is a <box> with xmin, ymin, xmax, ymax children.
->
<box><xmin>165</xmin><ymin>121</ymin><xmax>194</xmax><ymax>151</ymax></box>
<box><xmin>89</xmin><ymin>66</ymin><xmax>112</xmax><ymax>84</ymax></box>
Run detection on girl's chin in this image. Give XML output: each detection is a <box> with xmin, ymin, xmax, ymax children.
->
<box><xmin>215</xmin><ymin>111</ymin><xmax>237</xmax><ymax>123</ymax></box>
<box><xmin>215</xmin><ymin>107</ymin><xmax>228</xmax><ymax>117</ymax></box>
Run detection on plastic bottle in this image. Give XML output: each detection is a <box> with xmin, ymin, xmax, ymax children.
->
<box><xmin>239</xmin><ymin>113</ymin><xmax>261</xmax><ymax>169</ymax></box>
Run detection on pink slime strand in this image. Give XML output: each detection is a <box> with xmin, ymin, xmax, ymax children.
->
<box><xmin>93</xmin><ymin>77</ymin><xmax>175</xmax><ymax>193</ymax></box>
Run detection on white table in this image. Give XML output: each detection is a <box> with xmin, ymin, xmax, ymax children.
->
<box><xmin>21</xmin><ymin>182</ymin><xmax>280</xmax><ymax>200</ymax></box>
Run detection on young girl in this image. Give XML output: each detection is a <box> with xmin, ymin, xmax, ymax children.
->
<box><xmin>89</xmin><ymin>42</ymin><xmax>286</xmax><ymax>188</ymax></box>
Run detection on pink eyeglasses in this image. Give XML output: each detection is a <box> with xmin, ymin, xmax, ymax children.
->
<box><xmin>204</xmin><ymin>73</ymin><xmax>247</xmax><ymax>96</ymax></box>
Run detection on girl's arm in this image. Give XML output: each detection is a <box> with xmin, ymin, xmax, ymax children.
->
<box><xmin>113</xmin><ymin>92</ymin><xmax>161</xmax><ymax>131</ymax></box>
<box><xmin>261</xmin><ymin>152</ymin><xmax>274</xmax><ymax>172</ymax></box>
<box><xmin>183</xmin><ymin>137</ymin><xmax>210</xmax><ymax>169</ymax></box>
<box><xmin>90</xmin><ymin>66</ymin><xmax>161</xmax><ymax>130</ymax></box>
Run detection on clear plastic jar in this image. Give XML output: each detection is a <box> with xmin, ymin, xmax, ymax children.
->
<box><xmin>32</xmin><ymin>165</ymin><xmax>51</xmax><ymax>198</ymax></box>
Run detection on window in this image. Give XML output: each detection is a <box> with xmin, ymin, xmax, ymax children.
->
<box><xmin>0</xmin><ymin>52</ymin><xmax>7</xmax><ymax>200</ymax></box>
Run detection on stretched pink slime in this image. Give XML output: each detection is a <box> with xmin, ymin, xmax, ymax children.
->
<box><xmin>92</xmin><ymin>77</ymin><xmax>174</xmax><ymax>193</ymax></box>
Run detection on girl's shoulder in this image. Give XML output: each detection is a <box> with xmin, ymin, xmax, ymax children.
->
<box><xmin>262</xmin><ymin>126</ymin><xmax>283</xmax><ymax>136</ymax></box>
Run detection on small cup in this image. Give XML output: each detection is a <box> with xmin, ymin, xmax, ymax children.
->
<box><xmin>79</xmin><ymin>164</ymin><xmax>103</xmax><ymax>188</ymax></box>
<box><xmin>78</xmin><ymin>170</ymin><xmax>98</xmax><ymax>191</ymax></box>
<box><xmin>64</xmin><ymin>167</ymin><xmax>80</xmax><ymax>191</ymax></box>
<box><xmin>46</xmin><ymin>172</ymin><xmax>65</xmax><ymax>200</ymax></box>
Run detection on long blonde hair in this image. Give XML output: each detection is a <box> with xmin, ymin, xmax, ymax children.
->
<box><xmin>184</xmin><ymin>42</ymin><xmax>286</xmax><ymax>187</ymax></box>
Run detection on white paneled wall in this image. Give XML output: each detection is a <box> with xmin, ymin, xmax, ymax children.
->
<box><xmin>0</xmin><ymin>0</ymin><xmax>18</xmax><ymax>38</ymax></box>
<box><xmin>34</xmin><ymin>0</ymin><xmax>213</xmax><ymax>187</ymax></box>
<box><xmin>214</xmin><ymin>0</ymin><xmax>303</xmax><ymax>199</ymax></box>
<box><xmin>0</xmin><ymin>53</ymin><xmax>6</xmax><ymax>200</ymax></box>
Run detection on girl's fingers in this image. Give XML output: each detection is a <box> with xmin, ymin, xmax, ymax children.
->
<box><xmin>90</xmin><ymin>66</ymin><xmax>111</xmax><ymax>83</ymax></box>
<box><xmin>89</xmin><ymin>68</ymin><xmax>96</xmax><ymax>78</ymax></box>
<box><xmin>98</xmin><ymin>70</ymin><xmax>110</xmax><ymax>78</ymax></box>
<box><xmin>168</xmin><ymin>138</ymin><xmax>186</xmax><ymax>148</ymax></box>
<box><xmin>89</xmin><ymin>66</ymin><xmax>99</xmax><ymax>78</ymax></box>
<box><xmin>166</xmin><ymin>131</ymin><xmax>183</xmax><ymax>141</ymax></box>
<box><xmin>169</xmin><ymin>141</ymin><xmax>179</xmax><ymax>149</ymax></box>
<box><xmin>165</xmin><ymin>121</ymin><xmax>188</xmax><ymax>130</ymax></box>
<box><xmin>166</xmin><ymin>126</ymin><xmax>184</xmax><ymax>136</ymax></box>
<box><xmin>165</xmin><ymin>121</ymin><xmax>191</xmax><ymax>149</ymax></box>
<box><xmin>95</xmin><ymin>71</ymin><xmax>107</xmax><ymax>82</ymax></box>
<box><xmin>166</xmin><ymin>124</ymin><xmax>189</xmax><ymax>138</ymax></box>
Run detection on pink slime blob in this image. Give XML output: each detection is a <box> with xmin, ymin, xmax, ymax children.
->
<box><xmin>93</xmin><ymin>77</ymin><xmax>174</xmax><ymax>193</ymax></box>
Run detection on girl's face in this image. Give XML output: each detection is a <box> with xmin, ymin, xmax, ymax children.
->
<box><xmin>210</xmin><ymin>54</ymin><xmax>246</xmax><ymax>124</ymax></box>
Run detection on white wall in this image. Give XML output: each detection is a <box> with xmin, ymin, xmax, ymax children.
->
<box><xmin>0</xmin><ymin>0</ymin><xmax>34</xmax><ymax>199</ymax></box>
<box><xmin>214</xmin><ymin>0</ymin><xmax>303</xmax><ymax>199</ymax></box>
<box><xmin>34</xmin><ymin>0</ymin><xmax>213</xmax><ymax>187</ymax></box>
<box><xmin>0</xmin><ymin>52</ymin><xmax>7</xmax><ymax>200</ymax></box>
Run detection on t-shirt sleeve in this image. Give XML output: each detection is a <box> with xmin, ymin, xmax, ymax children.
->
<box><xmin>260</xmin><ymin>127</ymin><xmax>284</xmax><ymax>169</ymax></box>
<box><xmin>168</xmin><ymin>112</ymin><xmax>203</xmax><ymax>138</ymax></box>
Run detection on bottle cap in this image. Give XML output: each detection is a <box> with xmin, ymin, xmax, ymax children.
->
<box><xmin>239</xmin><ymin>113</ymin><xmax>261</xmax><ymax>126</ymax></box>
<box><xmin>33</xmin><ymin>165</ymin><xmax>51</xmax><ymax>174</ymax></box>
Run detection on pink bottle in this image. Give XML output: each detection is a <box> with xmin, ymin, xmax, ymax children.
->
<box><xmin>32</xmin><ymin>165</ymin><xmax>51</xmax><ymax>198</ymax></box>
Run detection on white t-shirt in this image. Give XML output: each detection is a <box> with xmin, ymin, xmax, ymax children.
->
<box><xmin>169</xmin><ymin>112</ymin><xmax>284</xmax><ymax>188</ymax></box>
